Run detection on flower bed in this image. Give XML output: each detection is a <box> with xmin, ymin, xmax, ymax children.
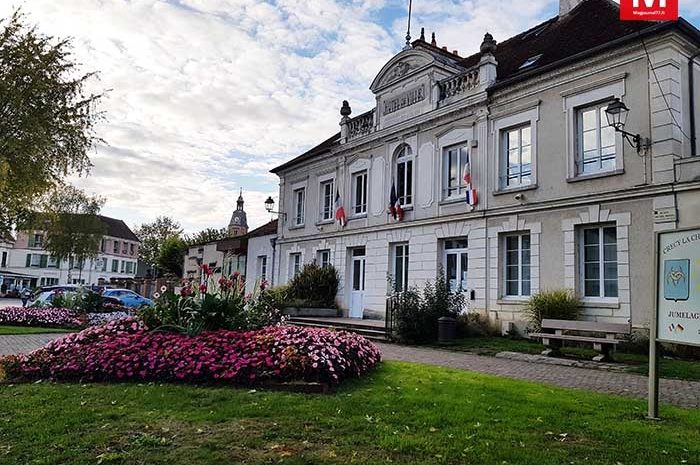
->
<box><xmin>0</xmin><ymin>307</ymin><xmax>132</xmax><ymax>329</ymax></box>
<box><xmin>0</xmin><ymin>307</ymin><xmax>83</xmax><ymax>329</ymax></box>
<box><xmin>0</xmin><ymin>319</ymin><xmax>381</xmax><ymax>385</ymax></box>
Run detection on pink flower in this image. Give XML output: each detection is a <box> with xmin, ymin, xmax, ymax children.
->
<box><xmin>199</xmin><ymin>283</ymin><xmax>207</xmax><ymax>293</ymax></box>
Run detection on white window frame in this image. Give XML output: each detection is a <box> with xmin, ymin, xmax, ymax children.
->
<box><xmin>293</xmin><ymin>188</ymin><xmax>305</xmax><ymax>226</ymax></box>
<box><xmin>111</xmin><ymin>259</ymin><xmax>119</xmax><ymax>272</ymax></box>
<box><xmin>442</xmin><ymin>143</ymin><xmax>470</xmax><ymax>200</ymax></box>
<box><xmin>394</xmin><ymin>145</ymin><xmax>413</xmax><ymax>207</ymax></box>
<box><xmin>258</xmin><ymin>255</ymin><xmax>267</xmax><ymax>281</ymax></box>
<box><xmin>113</xmin><ymin>240</ymin><xmax>119</xmax><ymax>254</ymax></box>
<box><xmin>575</xmin><ymin>101</ymin><xmax>617</xmax><ymax>176</ymax></box>
<box><xmin>319</xmin><ymin>179</ymin><xmax>334</xmax><ymax>222</ymax></box>
<box><xmin>502</xmin><ymin>233</ymin><xmax>531</xmax><ymax>298</ymax></box>
<box><xmin>351</xmin><ymin>170</ymin><xmax>368</xmax><ymax>216</ymax></box>
<box><xmin>501</xmin><ymin>125</ymin><xmax>532</xmax><ymax>188</ymax></box>
<box><xmin>563</xmin><ymin>76</ymin><xmax>625</xmax><ymax>180</ymax></box>
<box><xmin>317</xmin><ymin>249</ymin><xmax>331</xmax><ymax>268</ymax></box>
<box><xmin>579</xmin><ymin>224</ymin><xmax>618</xmax><ymax>299</ymax></box>
<box><xmin>492</xmin><ymin>105</ymin><xmax>539</xmax><ymax>191</ymax></box>
<box><xmin>443</xmin><ymin>238</ymin><xmax>468</xmax><ymax>293</ymax></box>
<box><xmin>392</xmin><ymin>243</ymin><xmax>409</xmax><ymax>292</ymax></box>
<box><xmin>290</xmin><ymin>253</ymin><xmax>302</xmax><ymax>278</ymax></box>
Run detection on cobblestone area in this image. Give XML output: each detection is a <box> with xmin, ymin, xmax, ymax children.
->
<box><xmin>378</xmin><ymin>343</ymin><xmax>700</xmax><ymax>409</ymax></box>
<box><xmin>0</xmin><ymin>333</ymin><xmax>67</xmax><ymax>356</ymax></box>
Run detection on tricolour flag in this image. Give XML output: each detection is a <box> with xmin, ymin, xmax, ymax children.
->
<box><xmin>463</xmin><ymin>148</ymin><xmax>478</xmax><ymax>207</ymax></box>
<box><xmin>389</xmin><ymin>180</ymin><xmax>404</xmax><ymax>221</ymax></box>
<box><xmin>334</xmin><ymin>189</ymin><xmax>346</xmax><ymax>227</ymax></box>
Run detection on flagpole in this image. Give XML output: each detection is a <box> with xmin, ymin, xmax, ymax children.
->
<box><xmin>404</xmin><ymin>0</ymin><xmax>413</xmax><ymax>49</ymax></box>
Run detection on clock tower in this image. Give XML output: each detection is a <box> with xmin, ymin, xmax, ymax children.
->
<box><xmin>228</xmin><ymin>189</ymin><xmax>249</xmax><ymax>236</ymax></box>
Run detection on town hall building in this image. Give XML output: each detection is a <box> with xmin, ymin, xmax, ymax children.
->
<box><xmin>270</xmin><ymin>0</ymin><xmax>700</xmax><ymax>333</ymax></box>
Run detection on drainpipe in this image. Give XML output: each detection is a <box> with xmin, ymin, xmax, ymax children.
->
<box><xmin>690</xmin><ymin>50</ymin><xmax>700</xmax><ymax>157</ymax></box>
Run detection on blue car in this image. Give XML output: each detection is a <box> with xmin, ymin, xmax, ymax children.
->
<box><xmin>102</xmin><ymin>289</ymin><xmax>153</xmax><ymax>308</ymax></box>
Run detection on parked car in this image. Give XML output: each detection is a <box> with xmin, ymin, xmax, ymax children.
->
<box><xmin>102</xmin><ymin>289</ymin><xmax>153</xmax><ymax>308</ymax></box>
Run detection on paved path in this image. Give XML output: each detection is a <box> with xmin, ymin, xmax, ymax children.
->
<box><xmin>0</xmin><ymin>334</ymin><xmax>698</xmax><ymax>409</ymax></box>
<box><xmin>377</xmin><ymin>343</ymin><xmax>700</xmax><ymax>409</ymax></box>
<box><xmin>0</xmin><ymin>333</ymin><xmax>68</xmax><ymax>356</ymax></box>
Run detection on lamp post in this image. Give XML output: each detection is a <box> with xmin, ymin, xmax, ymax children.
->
<box><xmin>264</xmin><ymin>196</ymin><xmax>287</xmax><ymax>219</ymax></box>
<box><xmin>604</xmin><ymin>98</ymin><xmax>651</xmax><ymax>154</ymax></box>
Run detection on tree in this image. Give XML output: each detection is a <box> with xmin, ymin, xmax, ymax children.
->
<box><xmin>134</xmin><ymin>216</ymin><xmax>183</xmax><ymax>276</ymax></box>
<box><xmin>24</xmin><ymin>185</ymin><xmax>106</xmax><ymax>283</ymax></box>
<box><xmin>185</xmin><ymin>227</ymin><xmax>229</xmax><ymax>246</ymax></box>
<box><xmin>0</xmin><ymin>10</ymin><xmax>103</xmax><ymax>235</ymax></box>
<box><xmin>157</xmin><ymin>236</ymin><xmax>187</xmax><ymax>278</ymax></box>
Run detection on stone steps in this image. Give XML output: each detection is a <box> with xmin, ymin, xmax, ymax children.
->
<box><xmin>287</xmin><ymin>317</ymin><xmax>391</xmax><ymax>342</ymax></box>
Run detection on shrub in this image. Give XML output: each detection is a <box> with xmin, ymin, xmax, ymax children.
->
<box><xmin>288</xmin><ymin>263</ymin><xmax>339</xmax><ymax>308</ymax></box>
<box><xmin>0</xmin><ymin>319</ymin><xmax>381</xmax><ymax>385</ymax></box>
<box><xmin>523</xmin><ymin>289</ymin><xmax>581</xmax><ymax>332</ymax></box>
<box><xmin>391</xmin><ymin>270</ymin><xmax>465</xmax><ymax>344</ymax></box>
<box><xmin>140</xmin><ymin>267</ymin><xmax>283</xmax><ymax>336</ymax></box>
<box><xmin>457</xmin><ymin>311</ymin><xmax>499</xmax><ymax>338</ymax></box>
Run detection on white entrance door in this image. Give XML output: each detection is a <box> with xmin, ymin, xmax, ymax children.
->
<box><xmin>349</xmin><ymin>247</ymin><xmax>366</xmax><ymax>318</ymax></box>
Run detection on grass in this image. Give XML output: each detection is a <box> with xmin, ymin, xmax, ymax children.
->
<box><xmin>446</xmin><ymin>336</ymin><xmax>700</xmax><ymax>381</ymax></box>
<box><xmin>0</xmin><ymin>325</ymin><xmax>72</xmax><ymax>335</ymax></box>
<box><xmin>0</xmin><ymin>361</ymin><xmax>698</xmax><ymax>465</ymax></box>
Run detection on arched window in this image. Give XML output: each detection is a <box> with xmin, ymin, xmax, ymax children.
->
<box><xmin>394</xmin><ymin>144</ymin><xmax>413</xmax><ymax>206</ymax></box>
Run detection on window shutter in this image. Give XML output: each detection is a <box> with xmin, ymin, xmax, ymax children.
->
<box><xmin>40</xmin><ymin>255</ymin><xmax>48</xmax><ymax>268</ymax></box>
<box><xmin>25</xmin><ymin>254</ymin><xmax>31</xmax><ymax>267</ymax></box>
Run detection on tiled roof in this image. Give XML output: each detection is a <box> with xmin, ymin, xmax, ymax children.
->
<box><xmin>98</xmin><ymin>215</ymin><xmax>140</xmax><ymax>242</ymax></box>
<box><xmin>247</xmin><ymin>219</ymin><xmax>278</xmax><ymax>238</ymax></box>
<box><xmin>270</xmin><ymin>0</ymin><xmax>700</xmax><ymax>174</ymax></box>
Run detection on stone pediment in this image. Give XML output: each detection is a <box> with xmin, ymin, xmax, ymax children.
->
<box><xmin>369</xmin><ymin>50</ymin><xmax>434</xmax><ymax>93</ymax></box>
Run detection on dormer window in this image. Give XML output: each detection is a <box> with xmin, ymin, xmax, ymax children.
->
<box><xmin>519</xmin><ymin>54</ymin><xmax>542</xmax><ymax>69</ymax></box>
<box><xmin>394</xmin><ymin>144</ymin><xmax>413</xmax><ymax>207</ymax></box>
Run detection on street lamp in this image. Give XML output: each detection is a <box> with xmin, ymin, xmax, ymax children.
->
<box><xmin>604</xmin><ymin>98</ymin><xmax>650</xmax><ymax>154</ymax></box>
<box><xmin>264</xmin><ymin>196</ymin><xmax>286</xmax><ymax>219</ymax></box>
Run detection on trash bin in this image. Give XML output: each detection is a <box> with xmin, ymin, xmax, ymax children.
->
<box><xmin>438</xmin><ymin>316</ymin><xmax>457</xmax><ymax>344</ymax></box>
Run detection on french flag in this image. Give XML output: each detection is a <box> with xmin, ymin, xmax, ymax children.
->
<box><xmin>389</xmin><ymin>180</ymin><xmax>404</xmax><ymax>221</ymax></box>
<box><xmin>463</xmin><ymin>150</ymin><xmax>477</xmax><ymax>207</ymax></box>
<box><xmin>334</xmin><ymin>189</ymin><xmax>346</xmax><ymax>227</ymax></box>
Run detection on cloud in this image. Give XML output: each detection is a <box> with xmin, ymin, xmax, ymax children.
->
<box><xmin>10</xmin><ymin>0</ymin><xmax>658</xmax><ymax>234</ymax></box>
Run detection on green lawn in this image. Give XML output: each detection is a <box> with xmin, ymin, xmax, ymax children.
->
<box><xmin>0</xmin><ymin>362</ymin><xmax>698</xmax><ymax>465</ymax></box>
<box><xmin>0</xmin><ymin>325</ymin><xmax>72</xmax><ymax>335</ymax></box>
<box><xmin>446</xmin><ymin>336</ymin><xmax>700</xmax><ymax>381</ymax></box>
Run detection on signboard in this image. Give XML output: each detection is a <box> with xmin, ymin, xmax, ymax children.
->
<box><xmin>656</xmin><ymin>228</ymin><xmax>700</xmax><ymax>347</ymax></box>
<box><xmin>653</xmin><ymin>207</ymin><xmax>677</xmax><ymax>223</ymax></box>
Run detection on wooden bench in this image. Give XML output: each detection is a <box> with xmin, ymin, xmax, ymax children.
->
<box><xmin>530</xmin><ymin>319</ymin><xmax>631</xmax><ymax>362</ymax></box>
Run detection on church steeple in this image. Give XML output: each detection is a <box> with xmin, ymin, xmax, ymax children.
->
<box><xmin>228</xmin><ymin>188</ymin><xmax>248</xmax><ymax>236</ymax></box>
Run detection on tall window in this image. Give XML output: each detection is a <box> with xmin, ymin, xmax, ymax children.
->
<box><xmin>317</xmin><ymin>249</ymin><xmax>331</xmax><ymax>268</ymax></box>
<box><xmin>502</xmin><ymin>125</ymin><xmax>532</xmax><ymax>188</ymax></box>
<box><xmin>320</xmin><ymin>179</ymin><xmax>334</xmax><ymax>221</ymax></box>
<box><xmin>577</xmin><ymin>102</ymin><xmax>616</xmax><ymax>174</ymax></box>
<box><xmin>504</xmin><ymin>234</ymin><xmax>531</xmax><ymax>297</ymax></box>
<box><xmin>258</xmin><ymin>255</ymin><xmax>268</xmax><ymax>281</ymax></box>
<box><xmin>28</xmin><ymin>233</ymin><xmax>44</xmax><ymax>248</ymax></box>
<box><xmin>443</xmin><ymin>144</ymin><xmax>470</xmax><ymax>199</ymax></box>
<box><xmin>444</xmin><ymin>238</ymin><xmax>468</xmax><ymax>292</ymax></box>
<box><xmin>113</xmin><ymin>241</ymin><xmax>119</xmax><ymax>254</ymax></box>
<box><xmin>293</xmin><ymin>188</ymin><xmax>305</xmax><ymax>226</ymax></box>
<box><xmin>581</xmin><ymin>225</ymin><xmax>617</xmax><ymax>298</ymax></box>
<box><xmin>111</xmin><ymin>259</ymin><xmax>119</xmax><ymax>272</ymax></box>
<box><xmin>395</xmin><ymin>145</ymin><xmax>413</xmax><ymax>206</ymax></box>
<box><xmin>130</xmin><ymin>244</ymin><xmax>135</xmax><ymax>255</ymax></box>
<box><xmin>1</xmin><ymin>251</ymin><xmax>6</xmax><ymax>267</ymax></box>
<box><xmin>352</xmin><ymin>170</ymin><xmax>368</xmax><ymax>215</ymax></box>
<box><xmin>392</xmin><ymin>244</ymin><xmax>409</xmax><ymax>292</ymax></box>
<box><xmin>290</xmin><ymin>253</ymin><xmax>301</xmax><ymax>277</ymax></box>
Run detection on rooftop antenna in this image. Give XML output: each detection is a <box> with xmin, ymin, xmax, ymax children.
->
<box><xmin>404</xmin><ymin>0</ymin><xmax>413</xmax><ymax>50</ymax></box>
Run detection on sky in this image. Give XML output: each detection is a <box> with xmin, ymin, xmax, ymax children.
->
<box><xmin>3</xmin><ymin>0</ymin><xmax>700</xmax><ymax>234</ymax></box>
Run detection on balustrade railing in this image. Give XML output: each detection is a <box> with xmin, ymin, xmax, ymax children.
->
<box><xmin>347</xmin><ymin>109</ymin><xmax>375</xmax><ymax>140</ymax></box>
<box><xmin>438</xmin><ymin>68</ymin><xmax>480</xmax><ymax>102</ymax></box>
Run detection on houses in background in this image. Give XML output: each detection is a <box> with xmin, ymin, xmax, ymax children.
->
<box><xmin>182</xmin><ymin>192</ymin><xmax>278</xmax><ymax>294</ymax></box>
<box><xmin>268</xmin><ymin>0</ymin><xmax>700</xmax><ymax>332</ymax></box>
<box><xmin>0</xmin><ymin>215</ymin><xmax>140</xmax><ymax>293</ymax></box>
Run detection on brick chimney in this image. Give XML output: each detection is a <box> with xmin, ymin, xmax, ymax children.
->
<box><xmin>559</xmin><ymin>0</ymin><xmax>583</xmax><ymax>16</ymax></box>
